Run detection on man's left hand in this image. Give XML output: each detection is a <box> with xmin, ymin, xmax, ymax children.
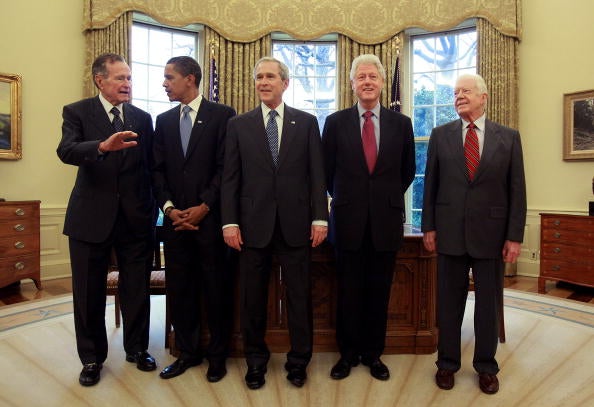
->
<box><xmin>310</xmin><ymin>225</ymin><xmax>327</xmax><ymax>247</ymax></box>
<box><xmin>172</xmin><ymin>203</ymin><xmax>209</xmax><ymax>231</ymax></box>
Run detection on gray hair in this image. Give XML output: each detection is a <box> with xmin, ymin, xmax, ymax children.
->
<box><xmin>349</xmin><ymin>54</ymin><xmax>386</xmax><ymax>81</ymax></box>
<box><xmin>457</xmin><ymin>73</ymin><xmax>489</xmax><ymax>95</ymax></box>
<box><xmin>253</xmin><ymin>56</ymin><xmax>290</xmax><ymax>81</ymax></box>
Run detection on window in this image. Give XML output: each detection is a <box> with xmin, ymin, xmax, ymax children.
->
<box><xmin>130</xmin><ymin>14</ymin><xmax>201</xmax><ymax>121</ymax></box>
<box><xmin>408</xmin><ymin>27</ymin><xmax>477</xmax><ymax>227</ymax></box>
<box><xmin>272</xmin><ymin>37</ymin><xmax>337</xmax><ymax>130</ymax></box>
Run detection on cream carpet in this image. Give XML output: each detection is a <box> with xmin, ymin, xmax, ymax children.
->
<box><xmin>0</xmin><ymin>290</ymin><xmax>593</xmax><ymax>407</ymax></box>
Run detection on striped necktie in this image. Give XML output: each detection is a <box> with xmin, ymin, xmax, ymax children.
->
<box><xmin>464</xmin><ymin>122</ymin><xmax>480</xmax><ymax>181</ymax></box>
<box><xmin>266</xmin><ymin>110</ymin><xmax>279</xmax><ymax>166</ymax></box>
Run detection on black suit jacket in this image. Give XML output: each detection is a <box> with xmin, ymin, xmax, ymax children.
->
<box><xmin>421</xmin><ymin>119</ymin><xmax>527</xmax><ymax>258</ymax></box>
<box><xmin>322</xmin><ymin>105</ymin><xmax>415</xmax><ymax>251</ymax></box>
<box><xmin>57</xmin><ymin>96</ymin><xmax>155</xmax><ymax>243</ymax></box>
<box><xmin>152</xmin><ymin>99</ymin><xmax>236</xmax><ymax>239</ymax></box>
<box><xmin>221</xmin><ymin>105</ymin><xmax>328</xmax><ymax>248</ymax></box>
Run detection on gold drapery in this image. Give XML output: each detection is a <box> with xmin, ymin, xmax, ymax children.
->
<box><xmin>204</xmin><ymin>28</ymin><xmax>271</xmax><ymax>114</ymax></box>
<box><xmin>83</xmin><ymin>0</ymin><xmax>522</xmax><ymax>43</ymax></box>
<box><xmin>477</xmin><ymin>18</ymin><xmax>519</xmax><ymax>129</ymax></box>
<box><xmin>83</xmin><ymin>11</ymin><xmax>131</xmax><ymax>98</ymax></box>
<box><xmin>337</xmin><ymin>34</ymin><xmax>403</xmax><ymax>110</ymax></box>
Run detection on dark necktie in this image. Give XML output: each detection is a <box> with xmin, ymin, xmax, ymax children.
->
<box><xmin>266</xmin><ymin>110</ymin><xmax>279</xmax><ymax>167</ymax></box>
<box><xmin>464</xmin><ymin>122</ymin><xmax>480</xmax><ymax>181</ymax></box>
<box><xmin>180</xmin><ymin>105</ymin><xmax>192</xmax><ymax>156</ymax></box>
<box><xmin>362</xmin><ymin>111</ymin><xmax>377</xmax><ymax>173</ymax></box>
<box><xmin>111</xmin><ymin>107</ymin><xmax>124</xmax><ymax>132</ymax></box>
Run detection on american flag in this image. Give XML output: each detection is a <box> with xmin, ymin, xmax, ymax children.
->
<box><xmin>209</xmin><ymin>56</ymin><xmax>219</xmax><ymax>103</ymax></box>
<box><xmin>389</xmin><ymin>53</ymin><xmax>401</xmax><ymax>112</ymax></box>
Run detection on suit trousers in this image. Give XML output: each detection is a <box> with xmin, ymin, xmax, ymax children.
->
<box><xmin>436</xmin><ymin>253</ymin><xmax>503</xmax><ymax>375</ymax></box>
<box><xmin>335</xmin><ymin>225</ymin><xmax>396</xmax><ymax>363</ymax></box>
<box><xmin>164</xmin><ymin>230</ymin><xmax>233</xmax><ymax>362</ymax></box>
<box><xmin>239</xmin><ymin>222</ymin><xmax>313</xmax><ymax>368</ymax></box>
<box><xmin>69</xmin><ymin>214</ymin><xmax>153</xmax><ymax>365</ymax></box>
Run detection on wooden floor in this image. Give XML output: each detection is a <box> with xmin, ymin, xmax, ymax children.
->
<box><xmin>2</xmin><ymin>274</ymin><xmax>594</xmax><ymax>306</ymax></box>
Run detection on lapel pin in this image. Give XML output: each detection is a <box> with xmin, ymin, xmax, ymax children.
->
<box><xmin>197</xmin><ymin>120</ymin><xmax>203</xmax><ymax>124</ymax></box>
<box><xmin>290</xmin><ymin>121</ymin><xmax>295</xmax><ymax>125</ymax></box>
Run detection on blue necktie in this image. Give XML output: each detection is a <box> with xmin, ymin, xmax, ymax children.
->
<box><xmin>266</xmin><ymin>110</ymin><xmax>279</xmax><ymax>166</ymax></box>
<box><xmin>111</xmin><ymin>107</ymin><xmax>124</xmax><ymax>132</ymax></box>
<box><xmin>180</xmin><ymin>105</ymin><xmax>192</xmax><ymax>156</ymax></box>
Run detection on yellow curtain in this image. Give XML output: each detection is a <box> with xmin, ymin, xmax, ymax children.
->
<box><xmin>83</xmin><ymin>0</ymin><xmax>522</xmax><ymax>43</ymax></box>
<box><xmin>83</xmin><ymin>12</ymin><xmax>132</xmax><ymax>98</ymax></box>
<box><xmin>337</xmin><ymin>34</ymin><xmax>403</xmax><ymax>110</ymax></box>
<box><xmin>477</xmin><ymin>18</ymin><xmax>520</xmax><ymax>129</ymax></box>
<box><xmin>204</xmin><ymin>28</ymin><xmax>271</xmax><ymax>114</ymax></box>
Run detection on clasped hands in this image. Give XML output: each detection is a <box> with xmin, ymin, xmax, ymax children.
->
<box><xmin>168</xmin><ymin>204</ymin><xmax>209</xmax><ymax>231</ymax></box>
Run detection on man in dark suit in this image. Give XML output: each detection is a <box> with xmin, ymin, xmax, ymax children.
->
<box><xmin>57</xmin><ymin>53</ymin><xmax>157</xmax><ymax>386</ymax></box>
<box><xmin>221</xmin><ymin>56</ymin><xmax>328</xmax><ymax>390</ymax></box>
<box><xmin>422</xmin><ymin>73</ymin><xmax>526</xmax><ymax>395</ymax></box>
<box><xmin>322</xmin><ymin>54</ymin><xmax>415</xmax><ymax>381</ymax></box>
<box><xmin>152</xmin><ymin>56</ymin><xmax>236</xmax><ymax>382</ymax></box>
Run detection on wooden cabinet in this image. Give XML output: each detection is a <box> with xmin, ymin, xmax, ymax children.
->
<box><xmin>539</xmin><ymin>213</ymin><xmax>594</xmax><ymax>293</ymax></box>
<box><xmin>0</xmin><ymin>201</ymin><xmax>42</xmax><ymax>289</ymax></box>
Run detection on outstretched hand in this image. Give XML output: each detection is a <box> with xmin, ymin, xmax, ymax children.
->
<box><xmin>99</xmin><ymin>131</ymin><xmax>138</xmax><ymax>152</ymax></box>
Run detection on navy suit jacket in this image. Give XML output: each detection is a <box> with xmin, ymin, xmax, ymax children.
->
<box><xmin>322</xmin><ymin>105</ymin><xmax>416</xmax><ymax>251</ymax></box>
<box><xmin>152</xmin><ymin>99</ymin><xmax>236</xmax><ymax>240</ymax></box>
<box><xmin>221</xmin><ymin>105</ymin><xmax>328</xmax><ymax>248</ymax></box>
<box><xmin>421</xmin><ymin>119</ymin><xmax>527</xmax><ymax>258</ymax></box>
<box><xmin>57</xmin><ymin>96</ymin><xmax>155</xmax><ymax>243</ymax></box>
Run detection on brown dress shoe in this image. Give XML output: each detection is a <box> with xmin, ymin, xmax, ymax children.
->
<box><xmin>435</xmin><ymin>369</ymin><xmax>455</xmax><ymax>390</ymax></box>
<box><xmin>478</xmin><ymin>373</ymin><xmax>499</xmax><ymax>394</ymax></box>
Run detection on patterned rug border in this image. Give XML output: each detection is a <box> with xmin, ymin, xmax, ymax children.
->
<box><xmin>1</xmin><ymin>290</ymin><xmax>593</xmax><ymax>335</ymax></box>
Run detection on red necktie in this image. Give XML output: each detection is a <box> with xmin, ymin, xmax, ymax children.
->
<box><xmin>464</xmin><ymin>122</ymin><xmax>480</xmax><ymax>181</ymax></box>
<box><xmin>362</xmin><ymin>111</ymin><xmax>377</xmax><ymax>173</ymax></box>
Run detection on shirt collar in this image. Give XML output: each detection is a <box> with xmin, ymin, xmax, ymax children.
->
<box><xmin>461</xmin><ymin>113</ymin><xmax>486</xmax><ymax>131</ymax></box>
<box><xmin>181</xmin><ymin>94</ymin><xmax>203</xmax><ymax>114</ymax></box>
<box><xmin>356</xmin><ymin>102</ymin><xmax>381</xmax><ymax>118</ymax></box>
<box><xmin>261</xmin><ymin>102</ymin><xmax>285</xmax><ymax>121</ymax></box>
<box><xmin>98</xmin><ymin>93</ymin><xmax>122</xmax><ymax>116</ymax></box>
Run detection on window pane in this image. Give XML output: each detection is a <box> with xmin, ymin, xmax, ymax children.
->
<box><xmin>409</xmin><ymin>27</ymin><xmax>477</xmax><ymax>226</ymax></box>
<box><xmin>273</xmin><ymin>41</ymin><xmax>337</xmax><ymax>131</ymax></box>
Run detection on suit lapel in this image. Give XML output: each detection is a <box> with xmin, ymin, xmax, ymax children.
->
<box><xmin>277</xmin><ymin>106</ymin><xmax>297</xmax><ymax>168</ymax></box>
<box><xmin>346</xmin><ymin>106</ymin><xmax>369</xmax><ymax>173</ymax></box>
<box><xmin>474</xmin><ymin>120</ymin><xmax>499</xmax><ymax>180</ymax></box>
<box><xmin>375</xmin><ymin>107</ymin><xmax>394</xmax><ymax>173</ymax></box>
<box><xmin>249</xmin><ymin>106</ymin><xmax>275</xmax><ymax>168</ymax></box>
<box><xmin>89</xmin><ymin>96</ymin><xmax>116</xmax><ymax>139</ymax></box>
<box><xmin>184</xmin><ymin>100</ymin><xmax>212</xmax><ymax>160</ymax></box>
<box><xmin>444</xmin><ymin>120</ymin><xmax>466</xmax><ymax>179</ymax></box>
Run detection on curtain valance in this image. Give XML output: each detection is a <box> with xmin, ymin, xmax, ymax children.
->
<box><xmin>84</xmin><ymin>0</ymin><xmax>521</xmax><ymax>43</ymax></box>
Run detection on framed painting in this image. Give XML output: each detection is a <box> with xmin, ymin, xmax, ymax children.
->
<box><xmin>563</xmin><ymin>89</ymin><xmax>594</xmax><ymax>161</ymax></box>
<box><xmin>0</xmin><ymin>73</ymin><xmax>22</xmax><ymax>160</ymax></box>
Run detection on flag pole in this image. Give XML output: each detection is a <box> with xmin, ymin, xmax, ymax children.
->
<box><xmin>389</xmin><ymin>36</ymin><xmax>401</xmax><ymax>112</ymax></box>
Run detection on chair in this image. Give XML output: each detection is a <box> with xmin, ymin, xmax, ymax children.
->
<box><xmin>106</xmin><ymin>225</ymin><xmax>172</xmax><ymax>347</ymax></box>
<box><xmin>468</xmin><ymin>269</ymin><xmax>506</xmax><ymax>343</ymax></box>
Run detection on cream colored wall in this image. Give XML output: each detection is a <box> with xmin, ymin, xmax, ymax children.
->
<box><xmin>0</xmin><ymin>0</ymin><xmax>83</xmax><ymax>279</ymax></box>
<box><xmin>518</xmin><ymin>0</ymin><xmax>594</xmax><ymax>276</ymax></box>
<box><xmin>1</xmin><ymin>0</ymin><xmax>592</xmax><ymax>281</ymax></box>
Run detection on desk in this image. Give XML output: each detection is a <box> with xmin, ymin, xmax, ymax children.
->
<box><xmin>221</xmin><ymin>228</ymin><xmax>437</xmax><ymax>355</ymax></box>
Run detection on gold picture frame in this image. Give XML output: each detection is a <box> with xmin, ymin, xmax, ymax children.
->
<box><xmin>0</xmin><ymin>73</ymin><xmax>22</xmax><ymax>160</ymax></box>
<box><xmin>563</xmin><ymin>89</ymin><xmax>594</xmax><ymax>161</ymax></box>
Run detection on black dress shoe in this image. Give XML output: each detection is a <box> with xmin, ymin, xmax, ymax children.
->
<box><xmin>362</xmin><ymin>358</ymin><xmax>390</xmax><ymax>380</ymax></box>
<box><xmin>330</xmin><ymin>358</ymin><xmax>358</xmax><ymax>380</ymax></box>
<box><xmin>159</xmin><ymin>358</ymin><xmax>202</xmax><ymax>379</ymax></box>
<box><xmin>206</xmin><ymin>361</ymin><xmax>227</xmax><ymax>383</ymax></box>
<box><xmin>245</xmin><ymin>365</ymin><xmax>267</xmax><ymax>390</ymax></box>
<box><xmin>285</xmin><ymin>363</ymin><xmax>307</xmax><ymax>387</ymax></box>
<box><xmin>126</xmin><ymin>351</ymin><xmax>157</xmax><ymax>371</ymax></box>
<box><xmin>79</xmin><ymin>363</ymin><xmax>102</xmax><ymax>386</ymax></box>
<box><xmin>435</xmin><ymin>368</ymin><xmax>455</xmax><ymax>390</ymax></box>
<box><xmin>478</xmin><ymin>372</ymin><xmax>499</xmax><ymax>394</ymax></box>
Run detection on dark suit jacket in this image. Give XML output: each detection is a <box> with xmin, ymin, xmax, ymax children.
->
<box><xmin>421</xmin><ymin>119</ymin><xmax>527</xmax><ymax>259</ymax></box>
<box><xmin>221</xmin><ymin>105</ymin><xmax>328</xmax><ymax>248</ymax></box>
<box><xmin>152</xmin><ymin>99</ymin><xmax>236</xmax><ymax>240</ymax></box>
<box><xmin>322</xmin><ymin>105</ymin><xmax>416</xmax><ymax>252</ymax></box>
<box><xmin>57</xmin><ymin>96</ymin><xmax>155</xmax><ymax>243</ymax></box>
